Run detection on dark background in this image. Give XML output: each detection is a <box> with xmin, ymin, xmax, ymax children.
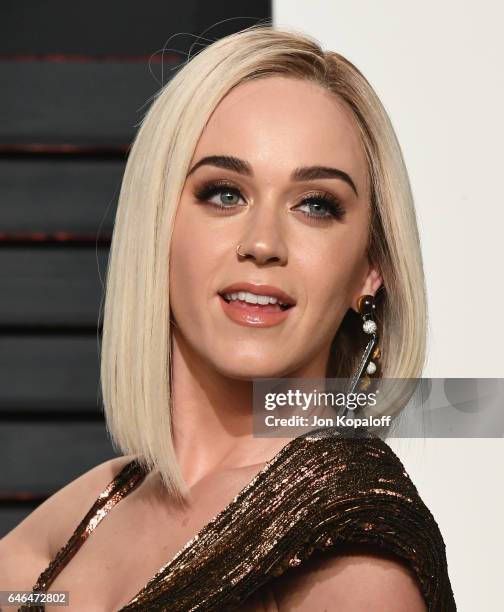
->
<box><xmin>0</xmin><ymin>0</ymin><xmax>271</xmax><ymax>537</ymax></box>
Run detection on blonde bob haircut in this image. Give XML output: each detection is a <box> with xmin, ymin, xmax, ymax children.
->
<box><xmin>100</xmin><ymin>24</ymin><xmax>427</xmax><ymax>502</ymax></box>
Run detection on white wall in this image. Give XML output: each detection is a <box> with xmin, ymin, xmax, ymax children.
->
<box><xmin>274</xmin><ymin>2</ymin><xmax>504</xmax><ymax>610</ymax></box>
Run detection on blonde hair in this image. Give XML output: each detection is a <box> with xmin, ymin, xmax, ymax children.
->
<box><xmin>100</xmin><ymin>25</ymin><xmax>427</xmax><ymax>502</ymax></box>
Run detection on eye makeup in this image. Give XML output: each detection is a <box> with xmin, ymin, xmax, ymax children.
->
<box><xmin>192</xmin><ymin>179</ymin><xmax>346</xmax><ymax>222</ymax></box>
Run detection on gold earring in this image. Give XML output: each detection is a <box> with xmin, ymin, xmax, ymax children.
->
<box><xmin>347</xmin><ymin>294</ymin><xmax>381</xmax><ymax>397</ymax></box>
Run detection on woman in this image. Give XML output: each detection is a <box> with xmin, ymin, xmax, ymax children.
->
<box><xmin>0</xmin><ymin>25</ymin><xmax>456</xmax><ymax>610</ymax></box>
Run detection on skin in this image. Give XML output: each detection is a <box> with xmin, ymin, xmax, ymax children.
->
<box><xmin>169</xmin><ymin>76</ymin><xmax>382</xmax><ymax>485</ymax></box>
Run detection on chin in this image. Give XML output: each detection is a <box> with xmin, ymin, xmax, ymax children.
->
<box><xmin>213</xmin><ymin>357</ymin><xmax>293</xmax><ymax>381</ymax></box>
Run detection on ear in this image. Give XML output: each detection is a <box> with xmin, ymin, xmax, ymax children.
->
<box><xmin>350</xmin><ymin>257</ymin><xmax>383</xmax><ymax>312</ymax></box>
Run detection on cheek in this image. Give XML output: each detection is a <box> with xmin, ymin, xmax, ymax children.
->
<box><xmin>306</xmin><ymin>266</ymin><xmax>351</xmax><ymax>327</ymax></box>
<box><xmin>297</xmin><ymin>229</ymin><xmax>368</xmax><ymax>319</ymax></box>
<box><xmin>169</xmin><ymin>208</ymin><xmax>215</xmax><ymax>321</ymax></box>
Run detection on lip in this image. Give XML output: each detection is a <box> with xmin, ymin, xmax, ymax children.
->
<box><xmin>219</xmin><ymin>282</ymin><xmax>296</xmax><ymax>306</ymax></box>
<box><xmin>218</xmin><ymin>282</ymin><xmax>296</xmax><ymax>328</ymax></box>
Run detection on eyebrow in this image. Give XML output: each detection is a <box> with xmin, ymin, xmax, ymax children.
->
<box><xmin>186</xmin><ymin>155</ymin><xmax>359</xmax><ymax>196</ymax></box>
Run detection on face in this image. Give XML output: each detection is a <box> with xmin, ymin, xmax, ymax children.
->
<box><xmin>170</xmin><ymin>76</ymin><xmax>382</xmax><ymax>379</ymax></box>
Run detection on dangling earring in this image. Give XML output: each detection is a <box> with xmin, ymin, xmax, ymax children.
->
<box><xmin>347</xmin><ymin>294</ymin><xmax>381</xmax><ymax>397</ymax></box>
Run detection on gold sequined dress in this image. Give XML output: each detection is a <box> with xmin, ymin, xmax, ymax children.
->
<box><xmin>19</xmin><ymin>427</ymin><xmax>456</xmax><ymax>611</ymax></box>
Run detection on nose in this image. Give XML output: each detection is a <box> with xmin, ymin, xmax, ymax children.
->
<box><xmin>236</xmin><ymin>206</ymin><xmax>288</xmax><ymax>266</ymax></box>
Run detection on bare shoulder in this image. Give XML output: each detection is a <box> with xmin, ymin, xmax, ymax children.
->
<box><xmin>44</xmin><ymin>454</ymin><xmax>138</xmax><ymax>556</ymax></box>
<box><xmin>270</xmin><ymin>542</ymin><xmax>427</xmax><ymax>612</ymax></box>
<box><xmin>0</xmin><ymin>454</ymin><xmax>136</xmax><ymax>590</ymax></box>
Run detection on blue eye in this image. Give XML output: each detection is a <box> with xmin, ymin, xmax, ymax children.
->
<box><xmin>194</xmin><ymin>181</ymin><xmax>345</xmax><ymax>222</ymax></box>
<box><xmin>194</xmin><ymin>182</ymin><xmax>245</xmax><ymax>209</ymax></box>
<box><xmin>295</xmin><ymin>195</ymin><xmax>345</xmax><ymax>221</ymax></box>
<box><xmin>213</xmin><ymin>189</ymin><xmax>242</xmax><ymax>206</ymax></box>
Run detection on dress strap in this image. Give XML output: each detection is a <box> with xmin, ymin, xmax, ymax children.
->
<box><xmin>19</xmin><ymin>458</ymin><xmax>146</xmax><ymax>611</ymax></box>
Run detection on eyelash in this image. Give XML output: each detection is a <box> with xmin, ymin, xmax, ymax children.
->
<box><xmin>193</xmin><ymin>180</ymin><xmax>345</xmax><ymax>222</ymax></box>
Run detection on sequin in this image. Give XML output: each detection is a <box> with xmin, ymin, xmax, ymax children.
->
<box><xmin>19</xmin><ymin>427</ymin><xmax>456</xmax><ymax>611</ymax></box>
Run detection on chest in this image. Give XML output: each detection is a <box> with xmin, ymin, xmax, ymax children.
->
<box><xmin>43</xmin><ymin>465</ymin><xmax>264</xmax><ymax>611</ymax></box>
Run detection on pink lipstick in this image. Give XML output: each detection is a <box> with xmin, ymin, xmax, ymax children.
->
<box><xmin>218</xmin><ymin>282</ymin><xmax>296</xmax><ymax>328</ymax></box>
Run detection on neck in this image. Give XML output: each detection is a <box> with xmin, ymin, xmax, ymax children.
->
<box><xmin>170</xmin><ymin>328</ymin><xmax>329</xmax><ymax>487</ymax></box>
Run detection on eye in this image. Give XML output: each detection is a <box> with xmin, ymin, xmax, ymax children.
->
<box><xmin>294</xmin><ymin>193</ymin><xmax>346</xmax><ymax>221</ymax></box>
<box><xmin>194</xmin><ymin>180</ymin><xmax>246</xmax><ymax>210</ymax></box>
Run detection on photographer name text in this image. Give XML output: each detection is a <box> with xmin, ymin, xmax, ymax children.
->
<box><xmin>264</xmin><ymin>414</ymin><xmax>392</xmax><ymax>428</ymax></box>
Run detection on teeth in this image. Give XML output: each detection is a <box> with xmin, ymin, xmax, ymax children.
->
<box><xmin>224</xmin><ymin>291</ymin><xmax>286</xmax><ymax>306</ymax></box>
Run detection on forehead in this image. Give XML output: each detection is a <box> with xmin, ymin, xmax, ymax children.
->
<box><xmin>193</xmin><ymin>76</ymin><xmax>368</xmax><ymax>194</ymax></box>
